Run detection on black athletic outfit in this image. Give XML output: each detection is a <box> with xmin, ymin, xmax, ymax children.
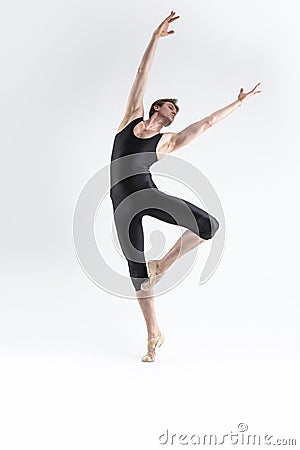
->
<box><xmin>109</xmin><ymin>117</ymin><xmax>219</xmax><ymax>291</ymax></box>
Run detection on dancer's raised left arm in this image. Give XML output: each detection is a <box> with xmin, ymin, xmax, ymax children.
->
<box><xmin>167</xmin><ymin>83</ymin><xmax>261</xmax><ymax>153</ymax></box>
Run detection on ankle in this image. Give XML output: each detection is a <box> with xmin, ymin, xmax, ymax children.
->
<box><xmin>148</xmin><ymin>330</ymin><xmax>160</xmax><ymax>339</ymax></box>
<box><xmin>157</xmin><ymin>259</ymin><xmax>168</xmax><ymax>273</ymax></box>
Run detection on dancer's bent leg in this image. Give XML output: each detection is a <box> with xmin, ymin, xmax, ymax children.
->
<box><xmin>139</xmin><ymin>190</ymin><xmax>219</xmax><ymax>290</ymax></box>
<box><xmin>158</xmin><ymin>229</ymin><xmax>205</xmax><ymax>273</ymax></box>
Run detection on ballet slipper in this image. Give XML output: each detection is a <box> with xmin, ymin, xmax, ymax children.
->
<box><xmin>140</xmin><ymin>260</ymin><xmax>166</xmax><ymax>291</ymax></box>
<box><xmin>141</xmin><ymin>332</ymin><xmax>165</xmax><ymax>362</ymax></box>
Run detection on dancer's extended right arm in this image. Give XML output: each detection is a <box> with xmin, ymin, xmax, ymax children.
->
<box><xmin>117</xmin><ymin>11</ymin><xmax>180</xmax><ymax>130</ymax></box>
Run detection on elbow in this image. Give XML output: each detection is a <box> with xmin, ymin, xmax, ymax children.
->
<box><xmin>207</xmin><ymin>115</ymin><xmax>217</xmax><ymax>127</ymax></box>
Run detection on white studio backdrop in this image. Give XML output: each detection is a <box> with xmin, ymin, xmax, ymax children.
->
<box><xmin>0</xmin><ymin>1</ymin><xmax>299</xmax><ymax>449</ymax></box>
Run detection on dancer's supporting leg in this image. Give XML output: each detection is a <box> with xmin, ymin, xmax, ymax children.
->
<box><xmin>136</xmin><ymin>287</ymin><xmax>165</xmax><ymax>362</ymax></box>
<box><xmin>136</xmin><ymin>287</ymin><xmax>160</xmax><ymax>339</ymax></box>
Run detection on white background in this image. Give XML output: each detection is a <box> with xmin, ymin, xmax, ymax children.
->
<box><xmin>1</xmin><ymin>0</ymin><xmax>299</xmax><ymax>448</ymax></box>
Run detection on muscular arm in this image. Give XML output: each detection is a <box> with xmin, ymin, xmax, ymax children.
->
<box><xmin>117</xmin><ymin>11</ymin><xmax>180</xmax><ymax>130</ymax></box>
<box><xmin>168</xmin><ymin>83</ymin><xmax>261</xmax><ymax>153</ymax></box>
<box><xmin>123</xmin><ymin>33</ymin><xmax>160</xmax><ymax>117</ymax></box>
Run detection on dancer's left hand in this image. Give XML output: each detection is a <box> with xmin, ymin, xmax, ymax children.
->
<box><xmin>238</xmin><ymin>83</ymin><xmax>262</xmax><ymax>103</ymax></box>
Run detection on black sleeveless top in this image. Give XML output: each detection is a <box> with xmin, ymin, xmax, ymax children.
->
<box><xmin>109</xmin><ymin>117</ymin><xmax>163</xmax><ymax>208</ymax></box>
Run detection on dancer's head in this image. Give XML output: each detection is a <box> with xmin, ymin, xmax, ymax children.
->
<box><xmin>149</xmin><ymin>98</ymin><xmax>179</xmax><ymax>125</ymax></box>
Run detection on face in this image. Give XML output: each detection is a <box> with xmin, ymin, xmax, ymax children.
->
<box><xmin>154</xmin><ymin>102</ymin><xmax>177</xmax><ymax>125</ymax></box>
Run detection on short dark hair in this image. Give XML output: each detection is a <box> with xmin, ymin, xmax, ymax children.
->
<box><xmin>149</xmin><ymin>98</ymin><xmax>179</xmax><ymax>118</ymax></box>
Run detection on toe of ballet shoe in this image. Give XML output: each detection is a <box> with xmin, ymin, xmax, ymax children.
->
<box><xmin>141</xmin><ymin>332</ymin><xmax>165</xmax><ymax>362</ymax></box>
<box><xmin>141</xmin><ymin>352</ymin><xmax>156</xmax><ymax>362</ymax></box>
<box><xmin>140</xmin><ymin>279</ymin><xmax>151</xmax><ymax>291</ymax></box>
<box><xmin>140</xmin><ymin>261</ymin><xmax>156</xmax><ymax>291</ymax></box>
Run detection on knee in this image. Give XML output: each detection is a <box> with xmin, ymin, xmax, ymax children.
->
<box><xmin>132</xmin><ymin>276</ymin><xmax>148</xmax><ymax>292</ymax></box>
<box><xmin>200</xmin><ymin>215</ymin><xmax>220</xmax><ymax>240</ymax></box>
<box><xmin>128</xmin><ymin>261</ymin><xmax>148</xmax><ymax>291</ymax></box>
<box><xmin>210</xmin><ymin>215</ymin><xmax>220</xmax><ymax>237</ymax></box>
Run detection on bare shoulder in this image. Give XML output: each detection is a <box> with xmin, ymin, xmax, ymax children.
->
<box><xmin>116</xmin><ymin>107</ymin><xmax>144</xmax><ymax>134</ymax></box>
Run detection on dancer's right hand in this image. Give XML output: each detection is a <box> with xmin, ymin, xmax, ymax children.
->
<box><xmin>153</xmin><ymin>11</ymin><xmax>180</xmax><ymax>38</ymax></box>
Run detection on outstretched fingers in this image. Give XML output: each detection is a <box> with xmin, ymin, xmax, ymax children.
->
<box><xmin>167</xmin><ymin>11</ymin><xmax>180</xmax><ymax>34</ymax></box>
<box><xmin>164</xmin><ymin>11</ymin><xmax>180</xmax><ymax>26</ymax></box>
<box><xmin>168</xmin><ymin>11</ymin><xmax>180</xmax><ymax>23</ymax></box>
<box><xmin>251</xmin><ymin>82</ymin><xmax>262</xmax><ymax>94</ymax></box>
<box><xmin>241</xmin><ymin>83</ymin><xmax>262</xmax><ymax>97</ymax></box>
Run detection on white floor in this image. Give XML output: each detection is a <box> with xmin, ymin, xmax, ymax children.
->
<box><xmin>1</xmin><ymin>260</ymin><xmax>299</xmax><ymax>450</ymax></box>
